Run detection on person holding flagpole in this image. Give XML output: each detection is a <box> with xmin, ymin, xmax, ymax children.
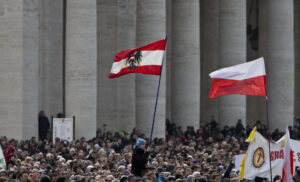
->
<box><xmin>108</xmin><ymin>37</ymin><xmax>167</xmax><ymax>146</ymax></box>
<box><xmin>131</xmin><ymin>138</ymin><xmax>151</xmax><ymax>178</ymax></box>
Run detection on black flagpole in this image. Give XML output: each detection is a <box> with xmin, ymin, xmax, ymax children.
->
<box><xmin>264</xmin><ymin>67</ymin><xmax>272</xmax><ymax>181</ymax></box>
<box><xmin>149</xmin><ymin>35</ymin><xmax>167</xmax><ymax>146</ymax></box>
<box><xmin>265</xmin><ymin>96</ymin><xmax>273</xmax><ymax>181</ymax></box>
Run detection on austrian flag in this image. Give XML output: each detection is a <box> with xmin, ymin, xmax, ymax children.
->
<box><xmin>209</xmin><ymin>57</ymin><xmax>267</xmax><ymax>98</ymax></box>
<box><xmin>108</xmin><ymin>39</ymin><xmax>166</xmax><ymax>78</ymax></box>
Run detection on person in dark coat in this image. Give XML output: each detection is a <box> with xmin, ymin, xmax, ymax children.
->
<box><xmin>131</xmin><ymin>138</ymin><xmax>150</xmax><ymax>177</ymax></box>
<box><xmin>235</xmin><ymin>119</ymin><xmax>245</xmax><ymax>134</ymax></box>
<box><xmin>38</xmin><ymin>111</ymin><xmax>50</xmax><ymax>141</ymax></box>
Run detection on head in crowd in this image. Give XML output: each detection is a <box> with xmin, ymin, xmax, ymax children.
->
<box><xmin>136</xmin><ymin>138</ymin><xmax>146</xmax><ymax>149</ymax></box>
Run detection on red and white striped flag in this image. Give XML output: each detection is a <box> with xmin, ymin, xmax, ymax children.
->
<box><xmin>209</xmin><ymin>57</ymin><xmax>267</xmax><ymax>98</ymax></box>
<box><xmin>108</xmin><ymin>39</ymin><xmax>166</xmax><ymax>78</ymax></box>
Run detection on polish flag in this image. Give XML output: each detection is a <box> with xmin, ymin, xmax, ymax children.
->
<box><xmin>108</xmin><ymin>39</ymin><xmax>166</xmax><ymax>78</ymax></box>
<box><xmin>282</xmin><ymin>128</ymin><xmax>293</xmax><ymax>182</ymax></box>
<box><xmin>209</xmin><ymin>57</ymin><xmax>266</xmax><ymax>98</ymax></box>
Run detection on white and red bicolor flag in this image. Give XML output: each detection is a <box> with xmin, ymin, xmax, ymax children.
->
<box><xmin>108</xmin><ymin>39</ymin><xmax>166</xmax><ymax>78</ymax></box>
<box><xmin>282</xmin><ymin>128</ymin><xmax>293</xmax><ymax>182</ymax></box>
<box><xmin>209</xmin><ymin>57</ymin><xmax>267</xmax><ymax>98</ymax></box>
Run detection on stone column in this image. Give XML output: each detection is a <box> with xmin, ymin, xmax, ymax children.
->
<box><xmin>201</xmin><ymin>0</ymin><xmax>219</xmax><ymax>125</ymax></box>
<box><xmin>0</xmin><ymin>0</ymin><xmax>25</xmax><ymax>140</ymax></box>
<box><xmin>0</xmin><ymin>0</ymin><xmax>40</xmax><ymax>139</ymax></box>
<box><xmin>98</xmin><ymin>0</ymin><xmax>137</xmax><ymax>133</ymax></box>
<box><xmin>136</xmin><ymin>0</ymin><xmax>166</xmax><ymax>138</ymax></box>
<box><xmin>218</xmin><ymin>0</ymin><xmax>246</xmax><ymax>127</ymax></box>
<box><xmin>65</xmin><ymin>0</ymin><xmax>97</xmax><ymax>139</ymax></box>
<box><xmin>263</xmin><ymin>0</ymin><xmax>294</xmax><ymax>131</ymax></box>
<box><xmin>97</xmin><ymin>0</ymin><xmax>118</xmax><ymax>132</ymax></box>
<box><xmin>115</xmin><ymin>0</ymin><xmax>137</xmax><ymax>132</ymax></box>
<box><xmin>246</xmin><ymin>0</ymin><xmax>266</xmax><ymax>127</ymax></box>
<box><xmin>22</xmin><ymin>0</ymin><xmax>40</xmax><ymax>139</ymax></box>
<box><xmin>166</xmin><ymin>0</ymin><xmax>172</xmax><ymax>121</ymax></box>
<box><xmin>39</xmin><ymin>0</ymin><xmax>63</xmax><ymax>119</ymax></box>
<box><xmin>295</xmin><ymin>1</ymin><xmax>300</xmax><ymax>117</ymax></box>
<box><xmin>171</xmin><ymin>0</ymin><xmax>200</xmax><ymax>130</ymax></box>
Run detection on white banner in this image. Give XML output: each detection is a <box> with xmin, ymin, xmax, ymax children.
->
<box><xmin>52</xmin><ymin>118</ymin><xmax>74</xmax><ymax>143</ymax></box>
<box><xmin>241</xmin><ymin>130</ymin><xmax>300</xmax><ymax>180</ymax></box>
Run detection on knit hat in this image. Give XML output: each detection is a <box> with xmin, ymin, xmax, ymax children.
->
<box><xmin>136</xmin><ymin>138</ymin><xmax>146</xmax><ymax>148</ymax></box>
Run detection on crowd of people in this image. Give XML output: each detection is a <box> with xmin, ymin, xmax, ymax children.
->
<box><xmin>0</xmin><ymin>114</ymin><xmax>297</xmax><ymax>182</ymax></box>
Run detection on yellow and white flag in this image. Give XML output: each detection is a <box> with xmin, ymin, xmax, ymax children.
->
<box><xmin>240</xmin><ymin>127</ymin><xmax>300</xmax><ymax>181</ymax></box>
<box><xmin>240</xmin><ymin>128</ymin><xmax>284</xmax><ymax>180</ymax></box>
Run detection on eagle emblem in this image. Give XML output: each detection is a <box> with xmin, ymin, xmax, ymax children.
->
<box><xmin>125</xmin><ymin>50</ymin><xmax>142</xmax><ymax>69</ymax></box>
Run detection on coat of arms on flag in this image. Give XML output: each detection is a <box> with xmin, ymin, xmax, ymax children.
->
<box><xmin>108</xmin><ymin>39</ymin><xmax>166</xmax><ymax>78</ymax></box>
<box><xmin>125</xmin><ymin>50</ymin><xmax>142</xmax><ymax>69</ymax></box>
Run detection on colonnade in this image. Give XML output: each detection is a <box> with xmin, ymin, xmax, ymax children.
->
<box><xmin>0</xmin><ymin>0</ymin><xmax>297</xmax><ymax>139</ymax></box>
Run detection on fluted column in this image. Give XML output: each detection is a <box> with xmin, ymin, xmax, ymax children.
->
<box><xmin>65</xmin><ymin>0</ymin><xmax>97</xmax><ymax>139</ymax></box>
<box><xmin>39</xmin><ymin>0</ymin><xmax>63</xmax><ymax>118</ymax></box>
<box><xmin>171</xmin><ymin>0</ymin><xmax>200</xmax><ymax>130</ymax></box>
<box><xmin>201</xmin><ymin>0</ymin><xmax>219</xmax><ymax>124</ymax></box>
<box><xmin>136</xmin><ymin>0</ymin><xmax>166</xmax><ymax>138</ymax></box>
<box><xmin>263</xmin><ymin>0</ymin><xmax>294</xmax><ymax>131</ymax></box>
<box><xmin>218</xmin><ymin>0</ymin><xmax>246</xmax><ymax>127</ymax></box>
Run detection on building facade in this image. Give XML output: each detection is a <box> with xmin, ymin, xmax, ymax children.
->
<box><xmin>0</xmin><ymin>0</ymin><xmax>298</xmax><ymax>140</ymax></box>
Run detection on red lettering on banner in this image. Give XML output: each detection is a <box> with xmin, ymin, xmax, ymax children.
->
<box><xmin>280</xmin><ymin>150</ymin><xmax>284</xmax><ymax>159</ymax></box>
<box><xmin>292</xmin><ymin>150</ymin><xmax>296</xmax><ymax>161</ymax></box>
<box><xmin>275</xmin><ymin>151</ymin><xmax>279</xmax><ymax>160</ymax></box>
<box><xmin>271</xmin><ymin>151</ymin><xmax>274</xmax><ymax>161</ymax></box>
<box><xmin>269</xmin><ymin>150</ymin><xmax>300</xmax><ymax>161</ymax></box>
